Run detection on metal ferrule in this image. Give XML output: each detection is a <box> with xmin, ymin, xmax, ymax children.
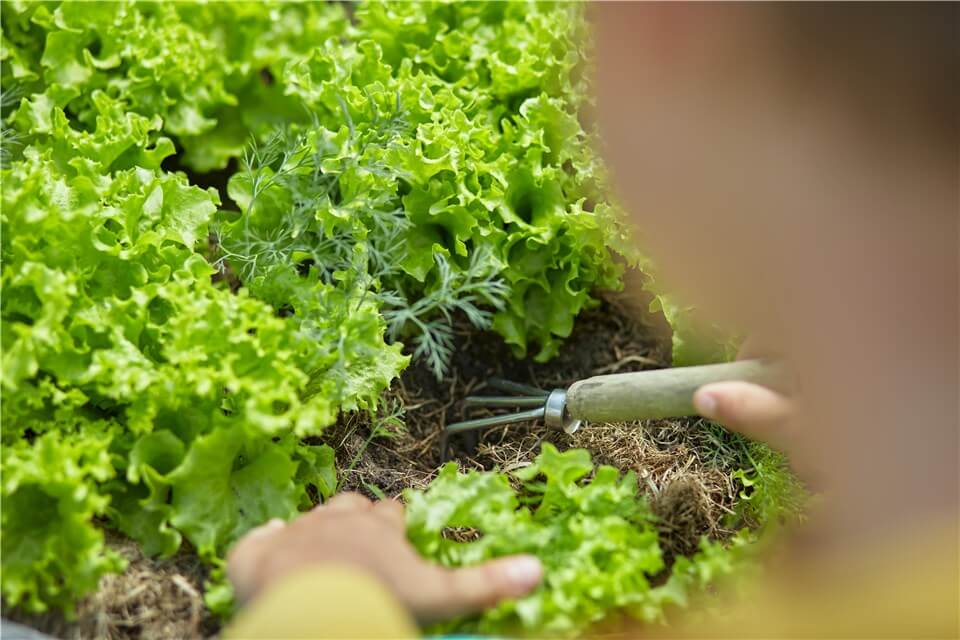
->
<box><xmin>444</xmin><ymin>384</ymin><xmax>580</xmax><ymax>436</ymax></box>
<box><xmin>543</xmin><ymin>389</ymin><xmax>581</xmax><ymax>434</ymax></box>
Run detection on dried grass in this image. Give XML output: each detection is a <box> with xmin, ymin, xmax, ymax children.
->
<box><xmin>6</xmin><ymin>533</ymin><xmax>210</xmax><ymax>640</ymax></box>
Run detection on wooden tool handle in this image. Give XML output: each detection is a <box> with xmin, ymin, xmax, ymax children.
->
<box><xmin>566</xmin><ymin>359</ymin><xmax>777</xmax><ymax>424</ymax></box>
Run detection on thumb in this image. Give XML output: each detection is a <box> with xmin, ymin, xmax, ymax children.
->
<box><xmin>412</xmin><ymin>555</ymin><xmax>543</xmax><ymax>624</ymax></box>
<box><xmin>693</xmin><ymin>380</ymin><xmax>792</xmax><ymax>438</ymax></box>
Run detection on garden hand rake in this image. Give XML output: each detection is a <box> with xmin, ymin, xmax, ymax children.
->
<box><xmin>446</xmin><ymin>359</ymin><xmax>777</xmax><ymax>436</ymax></box>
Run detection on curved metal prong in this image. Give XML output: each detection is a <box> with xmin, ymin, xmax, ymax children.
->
<box><xmin>486</xmin><ymin>377</ymin><xmax>549</xmax><ymax>397</ymax></box>
<box><xmin>463</xmin><ymin>396</ymin><xmax>547</xmax><ymax>408</ymax></box>
<box><xmin>445</xmin><ymin>407</ymin><xmax>545</xmax><ymax>434</ymax></box>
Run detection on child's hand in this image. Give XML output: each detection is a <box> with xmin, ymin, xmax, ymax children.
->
<box><xmin>692</xmin><ymin>340</ymin><xmax>795</xmax><ymax>452</ymax></box>
<box><xmin>693</xmin><ymin>380</ymin><xmax>793</xmax><ymax>439</ymax></box>
<box><xmin>227</xmin><ymin>492</ymin><xmax>542</xmax><ymax>625</ymax></box>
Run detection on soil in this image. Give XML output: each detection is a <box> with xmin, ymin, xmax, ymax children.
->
<box><xmin>7</xmin><ymin>282</ymin><xmax>752</xmax><ymax>639</ymax></box>
<box><xmin>5</xmin><ymin>533</ymin><xmax>211</xmax><ymax>640</ymax></box>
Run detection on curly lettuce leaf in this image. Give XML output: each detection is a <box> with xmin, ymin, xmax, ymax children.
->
<box><xmin>1</xmin><ymin>427</ymin><xmax>126</xmax><ymax>616</ymax></box>
<box><xmin>1</xmin><ymin>0</ymin><xmax>348</xmax><ymax>170</ymax></box>
<box><xmin>406</xmin><ymin>444</ymin><xmax>777</xmax><ymax>637</ymax></box>
<box><xmin>405</xmin><ymin>445</ymin><xmax>665</xmax><ymax>637</ymax></box>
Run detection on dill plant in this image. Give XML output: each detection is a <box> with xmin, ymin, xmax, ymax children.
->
<box><xmin>217</xmin><ymin>1</ymin><xmax>630</xmax><ymax>376</ymax></box>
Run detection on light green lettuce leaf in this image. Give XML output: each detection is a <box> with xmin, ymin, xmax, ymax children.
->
<box><xmin>1</xmin><ymin>427</ymin><xmax>126</xmax><ymax>616</ymax></box>
<box><xmin>1</xmin><ymin>1</ymin><xmax>348</xmax><ymax>171</ymax></box>
<box><xmin>405</xmin><ymin>445</ymin><xmax>664</xmax><ymax>637</ymax></box>
<box><xmin>167</xmin><ymin>429</ymin><xmax>300</xmax><ymax>557</ymax></box>
<box><xmin>648</xmin><ymin>293</ymin><xmax>740</xmax><ymax>367</ymax></box>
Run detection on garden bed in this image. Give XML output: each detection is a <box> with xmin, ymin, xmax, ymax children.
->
<box><xmin>6</xmin><ymin>288</ymin><xmax>756</xmax><ymax>640</ymax></box>
<box><xmin>330</xmin><ymin>289</ymin><xmax>746</xmax><ymax>560</ymax></box>
<box><xmin>2</xmin><ymin>4</ymin><xmax>806</xmax><ymax>635</ymax></box>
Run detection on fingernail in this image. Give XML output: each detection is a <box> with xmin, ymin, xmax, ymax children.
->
<box><xmin>694</xmin><ymin>391</ymin><xmax>717</xmax><ymax>418</ymax></box>
<box><xmin>503</xmin><ymin>556</ymin><xmax>543</xmax><ymax>591</ymax></box>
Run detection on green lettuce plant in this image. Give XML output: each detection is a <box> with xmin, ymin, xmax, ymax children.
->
<box><xmin>405</xmin><ymin>444</ymin><xmax>761</xmax><ymax>637</ymax></box>
<box><xmin>0</xmin><ymin>0</ymin><xmax>347</xmax><ymax>170</ymax></box>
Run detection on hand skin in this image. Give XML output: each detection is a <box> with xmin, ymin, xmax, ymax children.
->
<box><xmin>227</xmin><ymin>492</ymin><xmax>543</xmax><ymax>626</ymax></box>
<box><xmin>694</xmin><ymin>381</ymin><xmax>792</xmax><ymax>441</ymax></box>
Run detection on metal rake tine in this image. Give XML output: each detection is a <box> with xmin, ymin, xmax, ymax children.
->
<box><xmin>463</xmin><ymin>396</ymin><xmax>546</xmax><ymax>408</ymax></box>
<box><xmin>440</xmin><ymin>431</ymin><xmax>450</xmax><ymax>462</ymax></box>
<box><xmin>486</xmin><ymin>377</ymin><xmax>549</xmax><ymax>397</ymax></box>
<box><xmin>445</xmin><ymin>407</ymin><xmax>545</xmax><ymax>435</ymax></box>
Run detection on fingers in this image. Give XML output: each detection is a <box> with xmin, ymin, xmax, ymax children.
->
<box><xmin>412</xmin><ymin>555</ymin><xmax>543</xmax><ymax>624</ymax></box>
<box><xmin>227</xmin><ymin>518</ymin><xmax>286</xmax><ymax>603</ymax></box>
<box><xmin>318</xmin><ymin>493</ymin><xmax>403</xmax><ymax>528</ymax></box>
<box><xmin>246</xmin><ymin>517</ymin><xmax>286</xmax><ymax>540</ymax></box>
<box><xmin>371</xmin><ymin>499</ymin><xmax>405</xmax><ymax>529</ymax></box>
<box><xmin>693</xmin><ymin>380</ymin><xmax>793</xmax><ymax>437</ymax></box>
<box><xmin>323</xmin><ymin>492</ymin><xmax>373</xmax><ymax>513</ymax></box>
<box><xmin>307</xmin><ymin>493</ymin><xmax>405</xmax><ymax>536</ymax></box>
<box><xmin>228</xmin><ymin>517</ymin><xmax>284</xmax><ymax>565</ymax></box>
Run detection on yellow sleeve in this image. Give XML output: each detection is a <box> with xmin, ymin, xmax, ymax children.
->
<box><xmin>225</xmin><ymin>567</ymin><xmax>418</xmax><ymax>640</ymax></box>
<box><xmin>673</xmin><ymin>519</ymin><xmax>959</xmax><ymax>639</ymax></box>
